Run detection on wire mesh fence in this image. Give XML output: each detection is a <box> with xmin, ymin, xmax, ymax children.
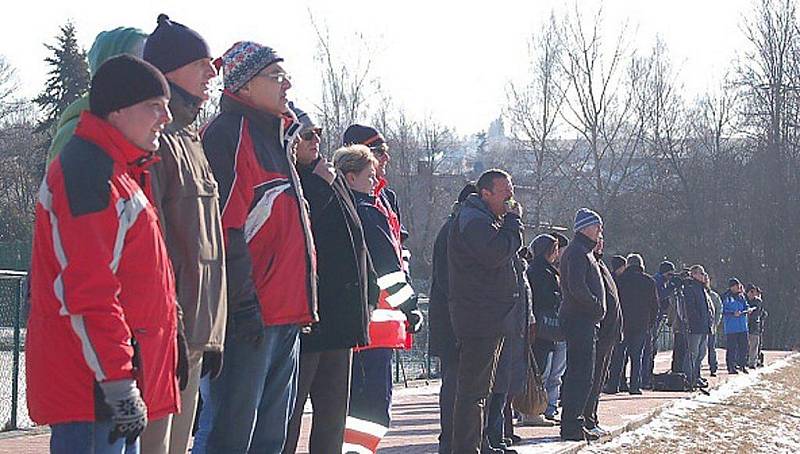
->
<box><xmin>0</xmin><ymin>270</ymin><xmax>30</xmax><ymax>431</ymax></box>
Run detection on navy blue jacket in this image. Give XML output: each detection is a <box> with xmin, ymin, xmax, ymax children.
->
<box><xmin>683</xmin><ymin>279</ymin><xmax>712</xmax><ymax>335</ymax></box>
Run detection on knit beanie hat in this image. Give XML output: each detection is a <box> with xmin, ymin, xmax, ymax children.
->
<box><xmin>659</xmin><ymin>261</ymin><xmax>676</xmax><ymax>274</ymax></box>
<box><xmin>143</xmin><ymin>14</ymin><xmax>211</xmax><ymax>74</ymax></box>
<box><xmin>574</xmin><ymin>208</ymin><xmax>603</xmax><ymax>232</ymax></box>
<box><xmin>87</xmin><ymin>27</ymin><xmax>148</xmax><ymax>76</ymax></box>
<box><xmin>343</xmin><ymin>124</ymin><xmax>385</xmax><ymax>148</ymax></box>
<box><xmin>90</xmin><ymin>55</ymin><xmax>170</xmax><ymax>118</ymax></box>
<box><xmin>215</xmin><ymin>41</ymin><xmax>283</xmax><ymax>92</ymax></box>
<box><xmin>530</xmin><ymin>234</ymin><xmax>557</xmax><ymax>257</ymax></box>
<box><xmin>289</xmin><ymin>102</ymin><xmax>319</xmax><ymax>132</ymax></box>
<box><xmin>728</xmin><ymin>277</ymin><xmax>742</xmax><ymax>288</ymax></box>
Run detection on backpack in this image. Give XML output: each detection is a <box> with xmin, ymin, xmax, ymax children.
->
<box><xmin>652</xmin><ymin>372</ymin><xmax>690</xmax><ymax>391</ymax></box>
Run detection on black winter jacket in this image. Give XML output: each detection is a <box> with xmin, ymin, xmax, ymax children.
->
<box><xmin>428</xmin><ymin>211</ymin><xmax>457</xmax><ymax>359</ymax></box>
<box><xmin>447</xmin><ymin>194</ymin><xmax>524</xmax><ymax>339</ymax></box>
<box><xmin>299</xmin><ymin>169</ymin><xmax>376</xmax><ymax>352</ymax></box>
<box><xmin>597</xmin><ymin>258</ymin><xmax>623</xmax><ymax>349</ymax></box>
<box><xmin>528</xmin><ymin>254</ymin><xmax>563</xmax><ymax>341</ymax></box>
<box><xmin>615</xmin><ymin>265</ymin><xmax>659</xmax><ymax>337</ymax></box>
<box><xmin>558</xmin><ymin>232</ymin><xmax>606</xmax><ymax>323</ymax></box>
<box><xmin>746</xmin><ymin>297</ymin><xmax>768</xmax><ymax>334</ymax></box>
<box><xmin>683</xmin><ymin>278</ymin><xmax>712</xmax><ymax>335</ymax></box>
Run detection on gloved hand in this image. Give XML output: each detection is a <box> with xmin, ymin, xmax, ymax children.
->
<box><xmin>176</xmin><ymin>329</ymin><xmax>189</xmax><ymax>391</ymax></box>
<box><xmin>232</xmin><ymin>304</ymin><xmax>265</xmax><ymax>345</ymax></box>
<box><xmin>201</xmin><ymin>351</ymin><xmax>224</xmax><ymax>380</ymax></box>
<box><xmin>100</xmin><ymin>379</ymin><xmax>148</xmax><ymax>445</ymax></box>
<box><xmin>404</xmin><ymin>308</ymin><xmax>424</xmax><ymax>334</ymax></box>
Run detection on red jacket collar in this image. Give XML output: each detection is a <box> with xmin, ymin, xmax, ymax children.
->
<box><xmin>373</xmin><ymin>177</ymin><xmax>389</xmax><ymax>197</ymax></box>
<box><xmin>74</xmin><ymin>111</ymin><xmax>155</xmax><ymax>167</ymax></box>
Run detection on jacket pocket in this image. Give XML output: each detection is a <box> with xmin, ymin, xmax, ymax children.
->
<box><xmin>185</xmin><ymin>178</ymin><xmax>223</xmax><ymax>261</ymax></box>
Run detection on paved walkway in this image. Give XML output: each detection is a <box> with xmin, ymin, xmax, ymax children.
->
<box><xmin>0</xmin><ymin>350</ymin><xmax>791</xmax><ymax>453</ymax></box>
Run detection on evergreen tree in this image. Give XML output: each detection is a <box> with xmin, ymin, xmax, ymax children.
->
<box><xmin>34</xmin><ymin>22</ymin><xmax>89</xmax><ymax>134</ymax></box>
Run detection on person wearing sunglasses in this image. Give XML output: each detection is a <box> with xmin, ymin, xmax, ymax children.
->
<box><xmin>282</xmin><ymin>104</ymin><xmax>374</xmax><ymax>454</ymax></box>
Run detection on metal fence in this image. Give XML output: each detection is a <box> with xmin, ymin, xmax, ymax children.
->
<box><xmin>0</xmin><ymin>270</ymin><xmax>29</xmax><ymax>431</ymax></box>
<box><xmin>393</xmin><ymin>299</ymin><xmax>683</xmax><ymax>387</ymax></box>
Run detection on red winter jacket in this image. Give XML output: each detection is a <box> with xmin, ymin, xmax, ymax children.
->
<box><xmin>201</xmin><ymin>93</ymin><xmax>318</xmax><ymax>325</ymax></box>
<box><xmin>26</xmin><ymin>112</ymin><xmax>179</xmax><ymax>425</ymax></box>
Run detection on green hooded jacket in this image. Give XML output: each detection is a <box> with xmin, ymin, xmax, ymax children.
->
<box><xmin>47</xmin><ymin>27</ymin><xmax>147</xmax><ymax>162</ymax></box>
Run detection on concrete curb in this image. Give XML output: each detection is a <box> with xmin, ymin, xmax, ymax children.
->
<box><xmin>0</xmin><ymin>425</ymin><xmax>48</xmax><ymax>440</ymax></box>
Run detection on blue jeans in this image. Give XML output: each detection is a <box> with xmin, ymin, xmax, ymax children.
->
<box><xmin>204</xmin><ymin>324</ymin><xmax>300</xmax><ymax>453</ymax></box>
<box><xmin>192</xmin><ymin>376</ymin><xmax>213</xmax><ymax>454</ymax></box>
<box><xmin>50</xmin><ymin>421</ymin><xmax>139</xmax><ymax>454</ymax></box>
<box><xmin>543</xmin><ymin>341</ymin><xmax>567</xmax><ymax>417</ymax></box>
<box><xmin>687</xmin><ymin>333</ymin><xmax>707</xmax><ymax>386</ymax></box>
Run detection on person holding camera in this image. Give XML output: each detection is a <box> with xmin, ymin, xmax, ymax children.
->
<box><xmin>745</xmin><ymin>284</ymin><xmax>768</xmax><ymax>369</ymax></box>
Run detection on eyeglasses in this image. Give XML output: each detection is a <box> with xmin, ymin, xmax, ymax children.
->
<box><xmin>370</xmin><ymin>143</ymin><xmax>389</xmax><ymax>157</ymax></box>
<box><xmin>300</xmin><ymin>129</ymin><xmax>321</xmax><ymax>141</ymax></box>
<box><xmin>255</xmin><ymin>72</ymin><xmax>292</xmax><ymax>84</ymax></box>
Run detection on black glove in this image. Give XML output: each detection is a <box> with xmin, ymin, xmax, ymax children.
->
<box><xmin>232</xmin><ymin>304</ymin><xmax>265</xmax><ymax>345</ymax></box>
<box><xmin>201</xmin><ymin>351</ymin><xmax>224</xmax><ymax>380</ymax></box>
<box><xmin>176</xmin><ymin>329</ymin><xmax>189</xmax><ymax>391</ymax></box>
<box><xmin>100</xmin><ymin>379</ymin><xmax>147</xmax><ymax>445</ymax></box>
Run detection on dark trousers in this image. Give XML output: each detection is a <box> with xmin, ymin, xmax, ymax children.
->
<box><xmin>350</xmin><ymin>348</ymin><xmax>394</xmax><ymax>427</ymax></box>
<box><xmin>642</xmin><ymin>324</ymin><xmax>658</xmax><ymax>386</ymax></box>
<box><xmin>452</xmin><ymin>336</ymin><xmax>504</xmax><ymax>454</ymax></box>
<box><xmin>486</xmin><ymin>392</ymin><xmax>507</xmax><ymax>444</ymax></box>
<box><xmin>583</xmin><ymin>340</ymin><xmax>615</xmax><ymax>429</ymax></box>
<box><xmin>671</xmin><ymin>330</ymin><xmax>686</xmax><ymax>373</ymax></box>
<box><xmin>438</xmin><ymin>353</ymin><xmax>459</xmax><ymax>454</ymax></box>
<box><xmin>607</xmin><ymin>330</ymin><xmax>647</xmax><ymax>392</ymax></box>
<box><xmin>726</xmin><ymin>332</ymin><xmax>749</xmax><ymax>372</ymax></box>
<box><xmin>283</xmin><ymin>349</ymin><xmax>352</xmax><ymax>454</ymax></box>
<box><xmin>707</xmin><ymin>333</ymin><xmax>718</xmax><ymax>373</ymax></box>
<box><xmin>560</xmin><ymin>317</ymin><xmax>597</xmax><ymax>435</ymax></box>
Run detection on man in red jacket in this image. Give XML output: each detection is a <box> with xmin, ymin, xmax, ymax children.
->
<box><xmin>198</xmin><ymin>41</ymin><xmax>318</xmax><ymax>453</ymax></box>
<box><xmin>26</xmin><ymin>55</ymin><xmax>177</xmax><ymax>453</ymax></box>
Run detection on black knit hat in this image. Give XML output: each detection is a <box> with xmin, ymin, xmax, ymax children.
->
<box><xmin>143</xmin><ymin>14</ymin><xmax>210</xmax><ymax>74</ymax></box>
<box><xmin>610</xmin><ymin>255</ymin><xmax>628</xmax><ymax>272</ymax></box>
<box><xmin>531</xmin><ymin>234</ymin><xmax>557</xmax><ymax>257</ymax></box>
<box><xmin>90</xmin><ymin>55</ymin><xmax>170</xmax><ymax>118</ymax></box>
<box><xmin>343</xmin><ymin>124</ymin><xmax>385</xmax><ymax>148</ymax></box>
<box><xmin>551</xmin><ymin>231</ymin><xmax>569</xmax><ymax>248</ymax></box>
<box><xmin>659</xmin><ymin>261</ymin><xmax>676</xmax><ymax>274</ymax></box>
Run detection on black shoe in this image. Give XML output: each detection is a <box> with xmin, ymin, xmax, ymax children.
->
<box><xmin>506</xmin><ymin>434</ymin><xmax>522</xmax><ymax>445</ymax></box>
<box><xmin>741</xmin><ymin>367</ymin><xmax>749</xmax><ymax>374</ymax></box>
<box><xmin>619</xmin><ymin>383</ymin><xmax>630</xmax><ymax>392</ymax></box>
<box><xmin>642</xmin><ymin>383</ymin><xmax>653</xmax><ymax>390</ymax></box>
<box><xmin>710</xmin><ymin>371</ymin><xmax>717</xmax><ymax>377</ymax></box>
<box><xmin>728</xmin><ymin>369</ymin><xmax>739</xmax><ymax>374</ymax></box>
<box><xmin>561</xmin><ymin>427</ymin><xmax>600</xmax><ymax>442</ymax></box>
<box><xmin>629</xmin><ymin>388</ymin><xmax>642</xmax><ymax>395</ymax></box>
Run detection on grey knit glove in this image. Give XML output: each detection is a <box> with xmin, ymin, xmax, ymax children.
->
<box><xmin>99</xmin><ymin>379</ymin><xmax>148</xmax><ymax>445</ymax></box>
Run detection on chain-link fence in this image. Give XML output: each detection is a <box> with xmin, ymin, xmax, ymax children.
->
<box><xmin>0</xmin><ymin>270</ymin><xmax>29</xmax><ymax>431</ymax></box>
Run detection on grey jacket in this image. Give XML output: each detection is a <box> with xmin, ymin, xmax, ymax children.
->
<box><xmin>150</xmin><ymin>83</ymin><xmax>227</xmax><ymax>351</ymax></box>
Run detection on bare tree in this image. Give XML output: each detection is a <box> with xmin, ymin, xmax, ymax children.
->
<box><xmin>505</xmin><ymin>12</ymin><xmax>570</xmax><ymax>229</ymax></box>
<box><xmin>0</xmin><ymin>55</ymin><xmax>19</xmax><ymax>123</ymax></box>
<box><xmin>559</xmin><ymin>4</ymin><xmax>637</xmax><ymax>212</ymax></box>
<box><xmin>309</xmin><ymin>12</ymin><xmax>378</xmax><ymax>157</ymax></box>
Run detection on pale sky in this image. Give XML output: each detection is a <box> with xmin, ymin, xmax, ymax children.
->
<box><xmin>1</xmin><ymin>0</ymin><xmax>754</xmax><ymax>134</ymax></box>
